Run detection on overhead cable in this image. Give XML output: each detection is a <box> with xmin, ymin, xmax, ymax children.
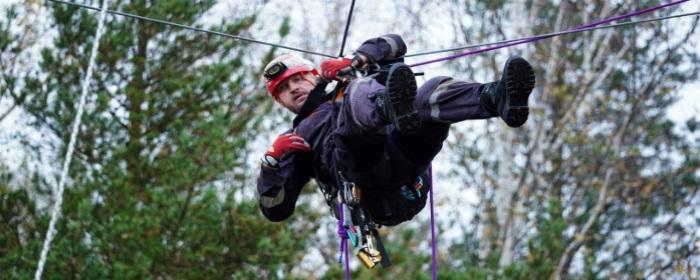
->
<box><xmin>406</xmin><ymin>11</ymin><xmax>700</xmax><ymax>59</ymax></box>
<box><xmin>409</xmin><ymin>0</ymin><xmax>693</xmax><ymax>67</ymax></box>
<box><xmin>338</xmin><ymin>0</ymin><xmax>357</xmax><ymax>57</ymax></box>
<box><xmin>46</xmin><ymin>0</ymin><xmax>336</xmax><ymax>58</ymax></box>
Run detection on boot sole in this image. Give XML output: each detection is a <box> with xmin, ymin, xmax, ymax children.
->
<box><xmin>385</xmin><ymin>63</ymin><xmax>421</xmax><ymax>134</ymax></box>
<box><xmin>503</xmin><ymin>57</ymin><xmax>535</xmax><ymax>128</ymax></box>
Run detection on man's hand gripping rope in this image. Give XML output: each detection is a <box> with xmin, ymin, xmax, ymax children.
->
<box><xmin>320</xmin><ymin>54</ymin><xmax>373</xmax><ymax>82</ymax></box>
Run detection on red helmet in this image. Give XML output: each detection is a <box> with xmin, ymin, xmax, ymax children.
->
<box><xmin>262</xmin><ymin>54</ymin><xmax>318</xmax><ymax>98</ymax></box>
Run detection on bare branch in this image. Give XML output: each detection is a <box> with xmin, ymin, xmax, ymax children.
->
<box><xmin>556</xmin><ymin>86</ymin><xmax>642</xmax><ymax>279</ymax></box>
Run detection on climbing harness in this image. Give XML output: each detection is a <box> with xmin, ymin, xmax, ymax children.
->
<box><xmin>327</xmin><ymin>81</ymin><xmax>394</xmax><ymax>276</ymax></box>
<box><xmin>326</xmin><ymin>65</ymin><xmax>433</xmax><ymax>277</ymax></box>
<box><xmin>330</xmin><ymin>1</ymin><xmax>391</xmax><ymax>277</ymax></box>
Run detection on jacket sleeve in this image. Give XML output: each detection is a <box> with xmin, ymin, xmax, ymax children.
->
<box><xmin>256</xmin><ymin>152</ymin><xmax>312</xmax><ymax>222</ymax></box>
<box><xmin>355</xmin><ymin>34</ymin><xmax>407</xmax><ymax>63</ymax></box>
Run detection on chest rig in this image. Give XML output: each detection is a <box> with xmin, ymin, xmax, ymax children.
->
<box><xmin>293</xmin><ymin>79</ymin><xmax>392</xmax><ymax>269</ymax></box>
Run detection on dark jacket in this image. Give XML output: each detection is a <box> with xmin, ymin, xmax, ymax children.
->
<box><xmin>257</xmin><ymin>34</ymin><xmax>430</xmax><ymax>225</ymax></box>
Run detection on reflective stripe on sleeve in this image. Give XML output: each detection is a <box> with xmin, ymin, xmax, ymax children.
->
<box><xmin>260</xmin><ymin>187</ymin><xmax>285</xmax><ymax>208</ymax></box>
<box><xmin>380</xmin><ymin>35</ymin><xmax>399</xmax><ymax>59</ymax></box>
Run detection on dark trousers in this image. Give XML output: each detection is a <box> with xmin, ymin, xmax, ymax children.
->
<box><xmin>333</xmin><ymin>76</ymin><xmax>495</xmax><ymax>187</ymax></box>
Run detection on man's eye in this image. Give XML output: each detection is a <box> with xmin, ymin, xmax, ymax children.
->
<box><xmin>278</xmin><ymin>84</ymin><xmax>288</xmax><ymax>93</ymax></box>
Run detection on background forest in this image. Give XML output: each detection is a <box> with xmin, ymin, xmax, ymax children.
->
<box><xmin>1</xmin><ymin>0</ymin><xmax>699</xmax><ymax>279</ymax></box>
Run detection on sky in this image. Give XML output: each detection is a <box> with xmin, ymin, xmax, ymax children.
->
<box><xmin>667</xmin><ymin>0</ymin><xmax>700</xmax><ymax>124</ymax></box>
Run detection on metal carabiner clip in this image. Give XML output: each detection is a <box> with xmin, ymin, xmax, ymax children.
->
<box><xmin>357</xmin><ymin>235</ymin><xmax>382</xmax><ymax>269</ymax></box>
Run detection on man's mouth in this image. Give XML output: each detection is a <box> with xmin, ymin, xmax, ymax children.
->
<box><xmin>295</xmin><ymin>94</ymin><xmax>307</xmax><ymax>103</ymax></box>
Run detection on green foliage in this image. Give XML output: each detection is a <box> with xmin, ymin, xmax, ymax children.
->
<box><xmin>279</xmin><ymin>16</ymin><xmax>291</xmax><ymax>37</ymax></box>
<box><xmin>0</xmin><ymin>0</ymin><xmax>308</xmax><ymax>278</ymax></box>
<box><xmin>443</xmin><ymin>0</ymin><xmax>700</xmax><ymax>279</ymax></box>
<box><xmin>1</xmin><ymin>4</ymin><xmax>28</xmax><ymax>120</ymax></box>
<box><xmin>520</xmin><ymin>197</ymin><xmax>566</xmax><ymax>278</ymax></box>
<box><xmin>0</xmin><ymin>8</ymin><xmax>15</xmax><ymax>51</ymax></box>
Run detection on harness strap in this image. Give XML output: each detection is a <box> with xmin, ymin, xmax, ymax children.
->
<box><xmin>372</xmin><ymin>228</ymin><xmax>392</xmax><ymax>268</ymax></box>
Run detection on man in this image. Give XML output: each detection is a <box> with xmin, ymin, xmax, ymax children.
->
<box><xmin>257</xmin><ymin>34</ymin><xmax>535</xmax><ymax>226</ymax></box>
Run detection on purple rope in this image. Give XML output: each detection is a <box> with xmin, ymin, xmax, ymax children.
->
<box><xmin>337</xmin><ymin>203</ymin><xmax>351</xmax><ymax>280</ymax></box>
<box><xmin>428</xmin><ymin>166</ymin><xmax>437</xmax><ymax>280</ymax></box>
<box><xmin>410</xmin><ymin>0</ymin><xmax>689</xmax><ymax>67</ymax></box>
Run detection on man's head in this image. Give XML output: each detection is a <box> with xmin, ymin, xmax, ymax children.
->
<box><xmin>263</xmin><ymin>54</ymin><xmax>319</xmax><ymax>114</ymax></box>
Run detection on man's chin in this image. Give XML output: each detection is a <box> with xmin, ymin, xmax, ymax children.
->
<box><xmin>295</xmin><ymin>97</ymin><xmax>308</xmax><ymax>108</ymax></box>
<box><xmin>290</xmin><ymin>100</ymin><xmax>306</xmax><ymax>114</ymax></box>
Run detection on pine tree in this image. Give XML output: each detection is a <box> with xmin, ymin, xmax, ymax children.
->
<box><xmin>1</xmin><ymin>3</ymin><xmax>30</xmax><ymax>122</ymax></box>
<box><xmin>1</xmin><ymin>1</ymin><xmax>308</xmax><ymax>278</ymax></box>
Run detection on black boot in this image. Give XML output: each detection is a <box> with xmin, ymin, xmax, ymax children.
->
<box><xmin>375</xmin><ymin>63</ymin><xmax>421</xmax><ymax>134</ymax></box>
<box><xmin>480</xmin><ymin>56</ymin><xmax>535</xmax><ymax>128</ymax></box>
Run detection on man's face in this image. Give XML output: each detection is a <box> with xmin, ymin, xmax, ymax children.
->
<box><xmin>275</xmin><ymin>73</ymin><xmax>316</xmax><ymax>114</ymax></box>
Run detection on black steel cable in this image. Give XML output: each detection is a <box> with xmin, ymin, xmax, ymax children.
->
<box><xmin>338</xmin><ymin>0</ymin><xmax>357</xmax><ymax>57</ymax></box>
<box><xmin>405</xmin><ymin>11</ymin><xmax>700</xmax><ymax>58</ymax></box>
<box><xmin>46</xmin><ymin>0</ymin><xmax>699</xmax><ymax>61</ymax></box>
<box><xmin>46</xmin><ymin>0</ymin><xmax>336</xmax><ymax>58</ymax></box>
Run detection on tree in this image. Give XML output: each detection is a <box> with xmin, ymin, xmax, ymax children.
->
<box><xmin>0</xmin><ymin>2</ymin><xmax>37</xmax><ymax>122</ymax></box>
<box><xmin>1</xmin><ymin>3</ymin><xmax>48</xmax><ymax>277</ymax></box>
<box><xmin>1</xmin><ymin>0</ymin><xmax>309</xmax><ymax>278</ymax></box>
<box><xmin>443</xmin><ymin>0</ymin><xmax>700</xmax><ymax>278</ymax></box>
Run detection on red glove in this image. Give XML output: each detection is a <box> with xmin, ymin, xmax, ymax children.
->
<box><xmin>262</xmin><ymin>133</ymin><xmax>311</xmax><ymax>167</ymax></box>
<box><xmin>320</xmin><ymin>57</ymin><xmax>353</xmax><ymax>81</ymax></box>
